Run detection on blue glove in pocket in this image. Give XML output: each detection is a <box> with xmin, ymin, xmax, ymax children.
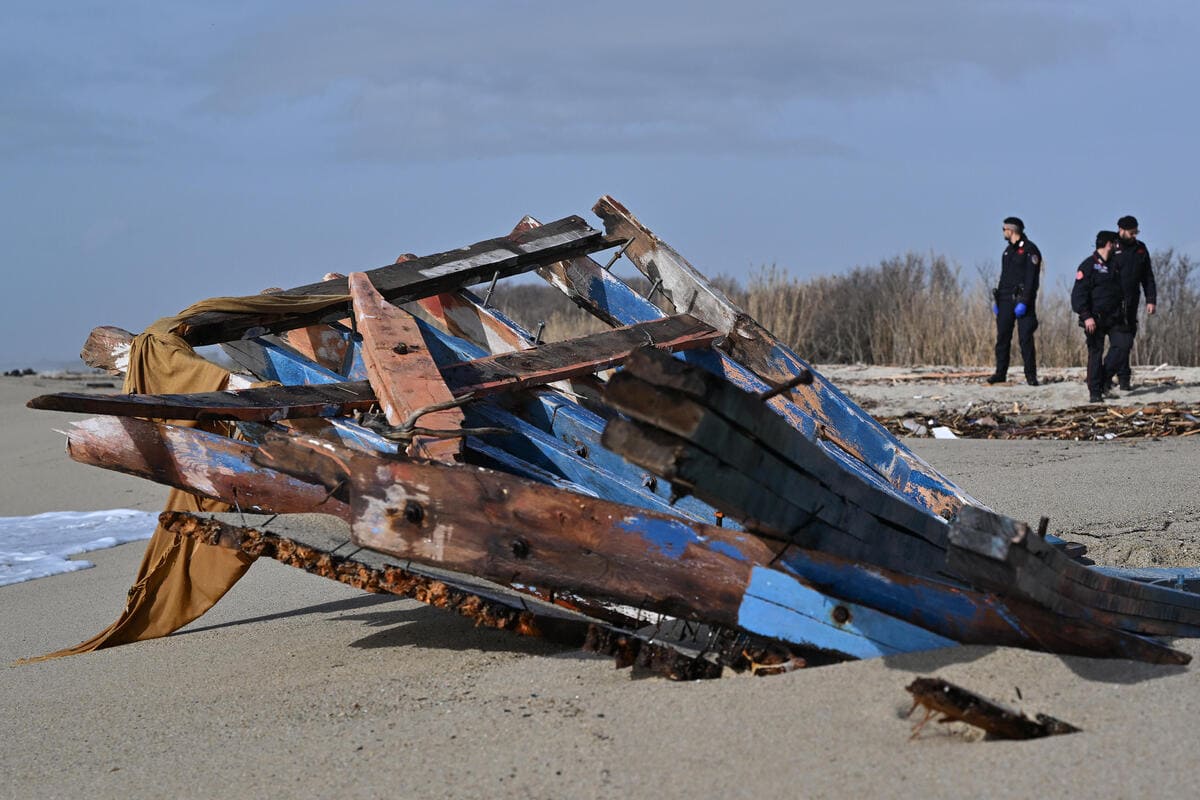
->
<box><xmin>1014</xmin><ymin>302</ymin><xmax>1027</xmax><ymax>317</ymax></box>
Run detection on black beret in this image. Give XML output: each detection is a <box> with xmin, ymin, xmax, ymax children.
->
<box><xmin>1117</xmin><ymin>215</ymin><xmax>1139</xmax><ymax>231</ymax></box>
<box><xmin>1003</xmin><ymin>216</ymin><xmax>1025</xmax><ymax>230</ymax></box>
<box><xmin>1096</xmin><ymin>230</ymin><xmax>1120</xmax><ymax>248</ymax></box>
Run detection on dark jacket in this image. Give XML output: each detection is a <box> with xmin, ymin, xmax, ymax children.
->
<box><xmin>998</xmin><ymin>237</ymin><xmax>1041</xmax><ymax>306</ymax></box>
<box><xmin>1071</xmin><ymin>252</ymin><xmax>1126</xmax><ymax>325</ymax></box>
<box><xmin>1112</xmin><ymin>237</ymin><xmax>1157</xmax><ymax>306</ymax></box>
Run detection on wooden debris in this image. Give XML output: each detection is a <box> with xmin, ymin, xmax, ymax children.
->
<box><xmin>349</xmin><ymin>271</ymin><xmax>464</xmax><ymax>461</ymax></box>
<box><xmin>160</xmin><ymin>511</ymin><xmax>734</xmax><ymax>680</ymax></box>
<box><xmin>176</xmin><ymin>216</ymin><xmax>611</xmax><ymax>346</ymax></box>
<box><xmin>66</xmin><ymin>416</ymin><xmax>351</xmax><ymax>519</ymax></box>
<box><xmin>880</xmin><ymin>403</ymin><xmax>1200</xmax><ymax>440</ymax></box>
<box><xmin>80</xmin><ymin>326</ymin><xmax>134</xmax><ymax>374</ymax></box>
<box><xmin>906</xmin><ymin>677</ymin><xmax>1080</xmax><ymax>740</ymax></box>
<box><xmin>438</xmin><ymin>313</ymin><xmax>719</xmax><ymax>396</ymax></box>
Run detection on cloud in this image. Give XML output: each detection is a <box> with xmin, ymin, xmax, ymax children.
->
<box><xmin>195</xmin><ymin>0</ymin><xmax>1117</xmax><ymax>161</ymax></box>
<box><xmin>2</xmin><ymin>1</ymin><xmax>1123</xmax><ymax>163</ymax></box>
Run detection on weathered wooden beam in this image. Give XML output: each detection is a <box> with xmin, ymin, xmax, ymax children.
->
<box><xmin>438</xmin><ymin>314</ymin><xmax>719</xmax><ymax>397</ymax></box>
<box><xmin>255</xmin><ymin>431</ymin><xmax>957</xmax><ymax>660</ymax></box>
<box><xmin>948</xmin><ymin>507</ymin><xmax>1200</xmax><ymax>637</ymax></box>
<box><xmin>349</xmin><ymin>271</ymin><xmax>464</xmax><ymax>462</ymax></box>
<box><xmin>28</xmin><ymin>381</ymin><xmax>378</xmax><ymax>421</ymax></box>
<box><xmin>177</xmin><ymin>216</ymin><xmax>611</xmax><ymax>346</ymax></box>
<box><xmin>606</xmin><ymin>349</ymin><xmax>947</xmax><ymax>535</ymax></box>
<box><xmin>65</xmin><ymin>416</ymin><xmax>350</xmax><ymax>519</ymax></box>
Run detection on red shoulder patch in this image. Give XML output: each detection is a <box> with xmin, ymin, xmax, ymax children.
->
<box><xmin>1018</xmin><ymin>248</ymin><xmax>1025</xmax><ymax>254</ymax></box>
<box><xmin>1076</xmin><ymin>270</ymin><xmax>1085</xmax><ymax>280</ymax></box>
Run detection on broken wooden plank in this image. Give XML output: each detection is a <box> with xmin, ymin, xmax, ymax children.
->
<box><xmin>176</xmin><ymin>216</ymin><xmax>610</xmax><ymax>346</ymax></box>
<box><xmin>438</xmin><ymin>314</ymin><xmax>719</xmax><ymax>397</ymax></box>
<box><xmin>28</xmin><ymin>381</ymin><xmax>378</xmax><ymax>421</ymax></box>
<box><xmin>65</xmin><ymin>416</ymin><xmax>350</xmax><ymax>519</ymax></box>
<box><xmin>80</xmin><ymin>326</ymin><xmax>134</xmax><ymax>374</ymax></box>
<box><xmin>948</xmin><ymin>507</ymin><xmax>1200</xmax><ymax>637</ymax></box>
<box><xmin>906</xmin><ymin>677</ymin><xmax>1080</xmax><ymax>740</ymax></box>
<box><xmin>349</xmin><ymin>271</ymin><xmax>464</xmax><ymax>462</ymax></box>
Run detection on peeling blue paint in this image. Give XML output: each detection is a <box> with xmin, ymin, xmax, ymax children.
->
<box><xmin>738</xmin><ymin>565</ymin><xmax>954</xmax><ymax>658</ymax></box>
<box><xmin>617</xmin><ymin>515</ymin><xmax>694</xmax><ymax>559</ymax></box>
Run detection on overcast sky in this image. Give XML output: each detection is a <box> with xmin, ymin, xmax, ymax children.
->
<box><xmin>3</xmin><ymin>1</ymin><xmax>1198</xmax><ymax>366</ymax></box>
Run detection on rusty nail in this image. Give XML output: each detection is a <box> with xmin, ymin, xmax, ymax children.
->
<box><xmin>1037</xmin><ymin>517</ymin><xmax>1050</xmax><ymax>537</ymax></box>
<box><xmin>482</xmin><ymin>270</ymin><xmax>500</xmax><ymax>307</ymax></box>
<box><xmin>641</xmin><ymin>474</ymin><xmax>657</xmax><ymax>492</ymax></box>
<box><xmin>533</xmin><ymin>321</ymin><xmax>546</xmax><ymax>346</ymax></box>
<box><xmin>758</xmin><ymin>369</ymin><xmax>814</xmax><ymax>402</ymax></box>
<box><xmin>574</xmin><ymin>444</ymin><xmax>589</xmax><ymax>458</ymax></box>
<box><xmin>714</xmin><ymin>511</ymin><xmax>724</xmax><ymax>528</ymax></box>
<box><xmin>646</xmin><ymin>278</ymin><xmax>663</xmax><ymax>300</ymax></box>
<box><xmin>602</xmin><ymin>238</ymin><xmax>634</xmax><ymax>271</ymax></box>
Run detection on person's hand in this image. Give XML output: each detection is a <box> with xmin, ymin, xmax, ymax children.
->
<box><xmin>1084</xmin><ymin>317</ymin><xmax>1096</xmax><ymax>334</ymax></box>
<box><xmin>991</xmin><ymin>302</ymin><xmax>998</xmax><ymax>315</ymax></box>
<box><xmin>1014</xmin><ymin>302</ymin><xmax>1027</xmax><ymax>318</ymax></box>
<box><xmin>1147</xmin><ymin>303</ymin><xmax>1156</xmax><ymax>315</ymax></box>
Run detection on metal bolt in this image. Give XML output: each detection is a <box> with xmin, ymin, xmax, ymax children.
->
<box><xmin>403</xmin><ymin>500</ymin><xmax>424</xmax><ymax>525</ymax></box>
<box><xmin>832</xmin><ymin>605</ymin><xmax>851</xmax><ymax>625</ymax></box>
<box><xmin>393</xmin><ymin>342</ymin><xmax>409</xmax><ymax>355</ymax></box>
<box><xmin>511</xmin><ymin>538</ymin><xmax>530</xmax><ymax>559</ymax></box>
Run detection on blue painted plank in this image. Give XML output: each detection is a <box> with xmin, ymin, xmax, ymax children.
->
<box><xmin>738</xmin><ymin>565</ymin><xmax>955</xmax><ymax>658</ymax></box>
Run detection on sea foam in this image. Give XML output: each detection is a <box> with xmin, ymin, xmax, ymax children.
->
<box><xmin>0</xmin><ymin>510</ymin><xmax>156</xmax><ymax>587</ymax></box>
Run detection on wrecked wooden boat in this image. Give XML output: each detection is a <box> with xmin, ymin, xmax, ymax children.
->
<box><xmin>27</xmin><ymin>196</ymin><xmax>1200</xmax><ymax>676</ymax></box>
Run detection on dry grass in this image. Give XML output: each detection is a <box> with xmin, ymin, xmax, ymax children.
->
<box><xmin>492</xmin><ymin>251</ymin><xmax>1200</xmax><ymax>367</ymax></box>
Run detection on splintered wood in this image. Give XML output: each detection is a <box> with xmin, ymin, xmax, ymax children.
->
<box><xmin>881</xmin><ymin>403</ymin><xmax>1200</xmax><ymax>440</ymax></box>
<box><xmin>906</xmin><ymin>677</ymin><xmax>1080</xmax><ymax>740</ymax></box>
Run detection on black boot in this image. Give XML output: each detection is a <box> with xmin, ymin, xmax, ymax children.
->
<box><xmin>986</xmin><ymin>374</ymin><xmax>1006</xmax><ymax>384</ymax></box>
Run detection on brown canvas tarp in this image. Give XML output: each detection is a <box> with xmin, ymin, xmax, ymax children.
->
<box><xmin>27</xmin><ymin>293</ymin><xmax>347</xmax><ymax>661</ymax></box>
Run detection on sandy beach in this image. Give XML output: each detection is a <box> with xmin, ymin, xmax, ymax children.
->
<box><xmin>3</xmin><ymin>372</ymin><xmax>1200</xmax><ymax>799</ymax></box>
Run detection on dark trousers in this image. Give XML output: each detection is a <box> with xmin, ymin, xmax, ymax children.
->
<box><xmin>994</xmin><ymin>300</ymin><xmax>1038</xmax><ymax>381</ymax></box>
<box><xmin>1085</xmin><ymin>322</ymin><xmax>1133</xmax><ymax>397</ymax></box>
<box><xmin>1114</xmin><ymin>304</ymin><xmax>1140</xmax><ymax>384</ymax></box>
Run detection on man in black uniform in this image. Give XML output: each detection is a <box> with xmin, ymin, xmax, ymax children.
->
<box><xmin>987</xmin><ymin>216</ymin><xmax>1042</xmax><ymax>385</ymax></box>
<box><xmin>1110</xmin><ymin>214</ymin><xmax>1157</xmax><ymax>390</ymax></box>
<box><xmin>1072</xmin><ymin>231</ymin><xmax>1133</xmax><ymax>403</ymax></box>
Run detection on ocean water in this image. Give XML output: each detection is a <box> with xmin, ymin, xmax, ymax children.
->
<box><xmin>0</xmin><ymin>510</ymin><xmax>157</xmax><ymax>587</ymax></box>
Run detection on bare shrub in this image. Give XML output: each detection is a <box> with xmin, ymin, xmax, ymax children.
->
<box><xmin>485</xmin><ymin>250</ymin><xmax>1198</xmax><ymax>366</ymax></box>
